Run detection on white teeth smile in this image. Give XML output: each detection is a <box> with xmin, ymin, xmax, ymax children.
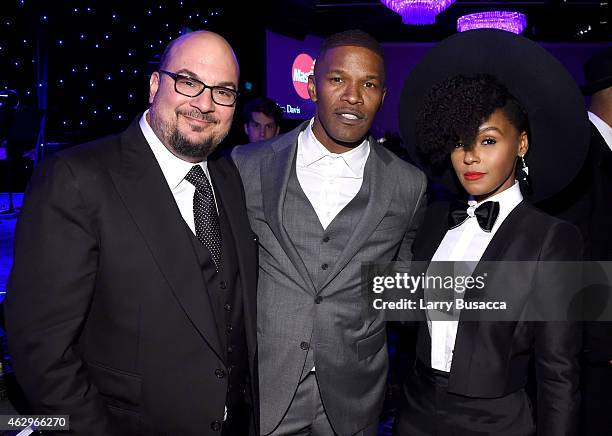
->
<box><xmin>340</xmin><ymin>113</ymin><xmax>359</xmax><ymax>120</ymax></box>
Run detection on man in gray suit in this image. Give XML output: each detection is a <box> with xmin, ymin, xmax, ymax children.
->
<box><xmin>232</xmin><ymin>30</ymin><xmax>426</xmax><ymax>435</ymax></box>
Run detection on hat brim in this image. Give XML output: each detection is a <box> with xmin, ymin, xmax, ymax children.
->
<box><xmin>581</xmin><ymin>77</ymin><xmax>612</xmax><ymax>95</ymax></box>
<box><xmin>399</xmin><ymin>29</ymin><xmax>590</xmax><ymax>203</ymax></box>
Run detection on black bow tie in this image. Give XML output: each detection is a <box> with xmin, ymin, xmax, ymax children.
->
<box><xmin>448</xmin><ymin>200</ymin><xmax>500</xmax><ymax>232</ymax></box>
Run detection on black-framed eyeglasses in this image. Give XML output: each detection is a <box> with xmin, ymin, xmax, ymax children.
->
<box><xmin>159</xmin><ymin>70</ymin><xmax>239</xmax><ymax>107</ymax></box>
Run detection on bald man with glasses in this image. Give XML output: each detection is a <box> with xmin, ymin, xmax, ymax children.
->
<box><xmin>6</xmin><ymin>31</ymin><xmax>258</xmax><ymax>436</ymax></box>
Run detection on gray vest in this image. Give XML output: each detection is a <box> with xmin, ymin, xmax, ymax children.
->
<box><xmin>282</xmin><ymin>162</ymin><xmax>370</xmax><ymax>378</ymax></box>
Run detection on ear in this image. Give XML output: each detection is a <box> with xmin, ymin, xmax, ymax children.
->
<box><xmin>307</xmin><ymin>75</ymin><xmax>317</xmax><ymax>102</ymax></box>
<box><xmin>274</xmin><ymin>125</ymin><xmax>280</xmax><ymax>136</ymax></box>
<box><xmin>243</xmin><ymin>123</ymin><xmax>249</xmax><ymax>136</ymax></box>
<box><xmin>380</xmin><ymin>87</ymin><xmax>387</xmax><ymax>108</ymax></box>
<box><xmin>517</xmin><ymin>131</ymin><xmax>529</xmax><ymax>157</ymax></box>
<box><xmin>149</xmin><ymin>72</ymin><xmax>160</xmax><ymax>105</ymax></box>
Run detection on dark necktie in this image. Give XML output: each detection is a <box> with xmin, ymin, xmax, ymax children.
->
<box><xmin>185</xmin><ymin>165</ymin><xmax>222</xmax><ymax>270</ymax></box>
<box><xmin>448</xmin><ymin>200</ymin><xmax>500</xmax><ymax>232</ymax></box>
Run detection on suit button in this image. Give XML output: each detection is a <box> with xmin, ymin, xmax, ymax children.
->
<box><xmin>210</xmin><ymin>421</ymin><xmax>222</xmax><ymax>431</ymax></box>
<box><xmin>321</xmin><ymin>263</ymin><xmax>328</xmax><ymax>270</ymax></box>
<box><xmin>226</xmin><ymin>324</ymin><xmax>233</xmax><ymax>333</ymax></box>
<box><xmin>215</xmin><ymin>369</ymin><xmax>226</xmax><ymax>378</ymax></box>
<box><xmin>220</xmin><ymin>281</ymin><xmax>227</xmax><ymax>290</ymax></box>
<box><xmin>315</xmin><ymin>296</ymin><xmax>323</xmax><ymax>304</ymax></box>
<box><xmin>322</xmin><ymin>236</ymin><xmax>330</xmax><ymax>243</ymax></box>
<box><xmin>228</xmin><ymin>346</ymin><xmax>233</xmax><ymax>354</ymax></box>
<box><xmin>224</xmin><ymin>303</ymin><xmax>232</xmax><ymax>311</ymax></box>
<box><xmin>300</xmin><ymin>341</ymin><xmax>310</xmax><ymax>350</ymax></box>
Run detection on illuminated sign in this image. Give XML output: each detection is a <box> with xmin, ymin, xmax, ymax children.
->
<box><xmin>291</xmin><ymin>53</ymin><xmax>315</xmax><ymax>100</ymax></box>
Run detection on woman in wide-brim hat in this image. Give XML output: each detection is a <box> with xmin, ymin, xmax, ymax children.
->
<box><xmin>394</xmin><ymin>29</ymin><xmax>589</xmax><ymax>435</ymax></box>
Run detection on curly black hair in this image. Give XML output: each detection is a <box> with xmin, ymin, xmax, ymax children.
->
<box><xmin>415</xmin><ymin>74</ymin><xmax>529</xmax><ymax>165</ymax></box>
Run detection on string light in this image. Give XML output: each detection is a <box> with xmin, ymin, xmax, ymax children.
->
<box><xmin>4</xmin><ymin>1</ymin><xmax>225</xmax><ymax>136</ymax></box>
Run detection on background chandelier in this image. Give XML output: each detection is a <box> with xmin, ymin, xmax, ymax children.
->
<box><xmin>457</xmin><ymin>11</ymin><xmax>528</xmax><ymax>34</ymax></box>
<box><xmin>381</xmin><ymin>0</ymin><xmax>456</xmax><ymax>25</ymax></box>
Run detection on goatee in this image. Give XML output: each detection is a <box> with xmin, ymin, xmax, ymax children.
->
<box><xmin>168</xmin><ymin>128</ymin><xmax>216</xmax><ymax>160</ymax></box>
<box><xmin>149</xmin><ymin>110</ymin><xmax>228</xmax><ymax>160</ymax></box>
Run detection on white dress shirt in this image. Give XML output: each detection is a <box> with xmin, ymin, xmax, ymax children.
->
<box><xmin>296</xmin><ymin>119</ymin><xmax>370</xmax><ymax>229</ymax></box>
<box><xmin>139</xmin><ymin>110</ymin><xmax>217</xmax><ymax>236</ymax></box>
<box><xmin>139</xmin><ymin>111</ymin><xmax>225</xmax><ymax>420</ymax></box>
<box><xmin>297</xmin><ymin>119</ymin><xmax>370</xmax><ymax>372</ymax></box>
<box><xmin>588</xmin><ymin>111</ymin><xmax>612</xmax><ymax>152</ymax></box>
<box><xmin>428</xmin><ymin>181</ymin><xmax>523</xmax><ymax>372</ymax></box>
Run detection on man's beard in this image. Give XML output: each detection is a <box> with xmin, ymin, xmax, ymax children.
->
<box><xmin>150</xmin><ymin>109</ymin><xmax>229</xmax><ymax>160</ymax></box>
<box><xmin>168</xmin><ymin>126</ymin><xmax>216</xmax><ymax>160</ymax></box>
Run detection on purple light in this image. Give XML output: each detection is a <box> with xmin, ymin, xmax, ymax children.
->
<box><xmin>457</xmin><ymin>11</ymin><xmax>527</xmax><ymax>34</ymax></box>
<box><xmin>381</xmin><ymin>0</ymin><xmax>455</xmax><ymax>25</ymax></box>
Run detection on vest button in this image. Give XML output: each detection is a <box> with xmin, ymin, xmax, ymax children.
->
<box><xmin>224</xmin><ymin>303</ymin><xmax>232</xmax><ymax>311</ymax></box>
<box><xmin>322</xmin><ymin>236</ymin><xmax>330</xmax><ymax>243</ymax></box>
<box><xmin>321</xmin><ymin>263</ymin><xmax>328</xmax><ymax>270</ymax></box>
<box><xmin>300</xmin><ymin>341</ymin><xmax>310</xmax><ymax>350</ymax></box>
<box><xmin>220</xmin><ymin>280</ymin><xmax>227</xmax><ymax>290</ymax></box>
<box><xmin>215</xmin><ymin>368</ymin><xmax>226</xmax><ymax>378</ymax></box>
<box><xmin>228</xmin><ymin>346</ymin><xmax>233</xmax><ymax>354</ymax></box>
<box><xmin>226</xmin><ymin>324</ymin><xmax>233</xmax><ymax>333</ymax></box>
<box><xmin>315</xmin><ymin>296</ymin><xmax>323</xmax><ymax>304</ymax></box>
<box><xmin>210</xmin><ymin>421</ymin><xmax>222</xmax><ymax>431</ymax></box>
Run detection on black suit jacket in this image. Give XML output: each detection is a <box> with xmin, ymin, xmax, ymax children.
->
<box><xmin>411</xmin><ymin>201</ymin><xmax>582</xmax><ymax>436</ymax></box>
<box><xmin>540</xmin><ymin>122</ymin><xmax>612</xmax><ymax>363</ymax></box>
<box><xmin>5</xmin><ymin>119</ymin><xmax>258</xmax><ymax>435</ymax></box>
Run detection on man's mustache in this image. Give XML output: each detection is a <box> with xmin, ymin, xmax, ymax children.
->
<box><xmin>178</xmin><ymin>110</ymin><xmax>219</xmax><ymax>124</ymax></box>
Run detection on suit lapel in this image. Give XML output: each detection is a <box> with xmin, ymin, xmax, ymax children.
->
<box><xmin>449</xmin><ymin>201</ymin><xmax>526</xmax><ymax>391</ymax></box>
<box><xmin>109</xmin><ymin>120</ymin><xmax>224</xmax><ymax>360</ymax></box>
<box><xmin>208</xmin><ymin>156</ymin><xmax>257</xmax><ymax>364</ymax></box>
<box><xmin>319</xmin><ymin>144</ymin><xmax>395</xmax><ymax>291</ymax></box>
<box><xmin>261</xmin><ymin>123</ymin><xmax>317</xmax><ymax>293</ymax></box>
<box><xmin>412</xmin><ymin>202</ymin><xmax>451</xmax><ymax>364</ymax></box>
<box><xmin>414</xmin><ymin>202</ymin><xmax>450</xmax><ymax>263</ymax></box>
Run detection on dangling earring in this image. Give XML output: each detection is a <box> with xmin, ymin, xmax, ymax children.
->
<box><xmin>519</xmin><ymin>154</ymin><xmax>532</xmax><ymax>194</ymax></box>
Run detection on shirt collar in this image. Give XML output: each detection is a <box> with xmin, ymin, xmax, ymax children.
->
<box><xmin>139</xmin><ymin>110</ymin><xmax>207</xmax><ymax>191</ymax></box>
<box><xmin>299</xmin><ymin>118</ymin><xmax>370</xmax><ymax>176</ymax></box>
<box><xmin>467</xmin><ymin>181</ymin><xmax>523</xmax><ymax>231</ymax></box>
<box><xmin>588</xmin><ymin>111</ymin><xmax>612</xmax><ymax>152</ymax></box>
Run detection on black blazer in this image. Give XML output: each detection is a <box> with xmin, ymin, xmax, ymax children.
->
<box><xmin>5</xmin><ymin>119</ymin><xmax>258</xmax><ymax>435</ymax></box>
<box><xmin>412</xmin><ymin>200</ymin><xmax>583</xmax><ymax>435</ymax></box>
<box><xmin>540</xmin><ymin>123</ymin><xmax>612</xmax><ymax>363</ymax></box>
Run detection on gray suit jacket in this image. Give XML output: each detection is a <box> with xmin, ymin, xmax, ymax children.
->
<box><xmin>232</xmin><ymin>122</ymin><xmax>426</xmax><ymax>435</ymax></box>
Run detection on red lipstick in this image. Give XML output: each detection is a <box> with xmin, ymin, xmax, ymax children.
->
<box><xmin>464</xmin><ymin>172</ymin><xmax>485</xmax><ymax>181</ymax></box>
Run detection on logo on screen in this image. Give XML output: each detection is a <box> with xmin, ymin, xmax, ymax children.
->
<box><xmin>292</xmin><ymin>53</ymin><xmax>315</xmax><ymax>100</ymax></box>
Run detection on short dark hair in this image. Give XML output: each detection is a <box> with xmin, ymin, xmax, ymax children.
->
<box><xmin>315</xmin><ymin>29</ymin><xmax>385</xmax><ymax>79</ymax></box>
<box><xmin>415</xmin><ymin>74</ymin><xmax>529</xmax><ymax>165</ymax></box>
<box><xmin>243</xmin><ymin>97</ymin><xmax>283</xmax><ymax>126</ymax></box>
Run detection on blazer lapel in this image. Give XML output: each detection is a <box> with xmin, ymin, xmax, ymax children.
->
<box><xmin>414</xmin><ymin>202</ymin><xmax>450</xmax><ymax>263</ymax></box>
<box><xmin>319</xmin><ymin>143</ymin><xmax>395</xmax><ymax>291</ymax></box>
<box><xmin>208</xmin><ymin>157</ymin><xmax>258</xmax><ymax>364</ymax></box>
<box><xmin>110</xmin><ymin>120</ymin><xmax>224</xmax><ymax>360</ymax></box>
<box><xmin>449</xmin><ymin>201</ymin><xmax>526</xmax><ymax>391</ymax></box>
<box><xmin>261</xmin><ymin>123</ymin><xmax>317</xmax><ymax>293</ymax></box>
<box><xmin>413</xmin><ymin>202</ymin><xmax>451</xmax><ymax>365</ymax></box>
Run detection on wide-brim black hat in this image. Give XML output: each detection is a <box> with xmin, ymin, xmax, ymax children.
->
<box><xmin>581</xmin><ymin>47</ymin><xmax>612</xmax><ymax>95</ymax></box>
<box><xmin>399</xmin><ymin>29</ymin><xmax>590</xmax><ymax>203</ymax></box>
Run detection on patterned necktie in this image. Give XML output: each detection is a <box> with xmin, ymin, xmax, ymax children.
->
<box><xmin>185</xmin><ymin>165</ymin><xmax>222</xmax><ymax>270</ymax></box>
<box><xmin>448</xmin><ymin>200</ymin><xmax>500</xmax><ymax>232</ymax></box>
